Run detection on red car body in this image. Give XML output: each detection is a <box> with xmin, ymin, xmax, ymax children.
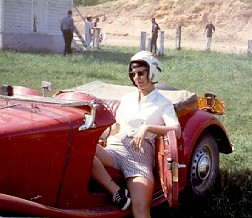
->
<box><xmin>0</xmin><ymin>81</ymin><xmax>233</xmax><ymax>217</ymax></box>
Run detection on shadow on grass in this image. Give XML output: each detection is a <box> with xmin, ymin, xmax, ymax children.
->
<box><xmin>75</xmin><ymin>47</ymin><xmax>180</xmax><ymax>65</ymax></box>
<box><xmin>77</xmin><ymin>49</ymin><xmax>135</xmax><ymax>65</ymax></box>
<box><xmin>151</xmin><ymin>168</ymin><xmax>252</xmax><ymax>218</ymax></box>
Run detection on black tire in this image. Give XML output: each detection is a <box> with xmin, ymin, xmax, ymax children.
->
<box><xmin>188</xmin><ymin>133</ymin><xmax>219</xmax><ymax>196</ymax></box>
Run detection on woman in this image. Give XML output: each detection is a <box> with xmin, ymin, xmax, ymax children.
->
<box><xmin>92</xmin><ymin>51</ymin><xmax>181</xmax><ymax>218</ymax></box>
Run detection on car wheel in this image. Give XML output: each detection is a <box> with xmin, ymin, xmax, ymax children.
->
<box><xmin>188</xmin><ymin>133</ymin><xmax>219</xmax><ymax>196</ymax></box>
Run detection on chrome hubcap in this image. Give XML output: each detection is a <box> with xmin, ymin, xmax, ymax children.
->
<box><xmin>191</xmin><ymin>147</ymin><xmax>212</xmax><ymax>186</ymax></box>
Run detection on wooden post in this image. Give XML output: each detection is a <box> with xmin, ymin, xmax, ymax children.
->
<box><xmin>158</xmin><ymin>31</ymin><xmax>165</xmax><ymax>56</ymax></box>
<box><xmin>147</xmin><ymin>37</ymin><xmax>151</xmax><ymax>51</ymax></box>
<box><xmin>93</xmin><ymin>27</ymin><xmax>101</xmax><ymax>49</ymax></box>
<box><xmin>247</xmin><ymin>40</ymin><xmax>252</xmax><ymax>55</ymax></box>
<box><xmin>175</xmin><ymin>26</ymin><xmax>181</xmax><ymax>50</ymax></box>
<box><xmin>140</xmin><ymin>31</ymin><xmax>146</xmax><ymax>51</ymax></box>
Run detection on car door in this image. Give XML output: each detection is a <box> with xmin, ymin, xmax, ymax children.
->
<box><xmin>156</xmin><ymin>130</ymin><xmax>179</xmax><ymax>208</ymax></box>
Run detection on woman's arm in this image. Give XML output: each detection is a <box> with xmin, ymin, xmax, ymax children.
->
<box><xmin>133</xmin><ymin>124</ymin><xmax>181</xmax><ymax>149</ymax></box>
<box><xmin>99</xmin><ymin>122</ymin><xmax>120</xmax><ymax>146</ymax></box>
<box><xmin>100</xmin><ymin>122</ymin><xmax>120</xmax><ymax>139</ymax></box>
<box><xmin>145</xmin><ymin>124</ymin><xmax>181</xmax><ymax>139</ymax></box>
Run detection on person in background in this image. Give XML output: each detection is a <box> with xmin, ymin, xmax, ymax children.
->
<box><xmin>60</xmin><ymin>10</ymin><xmax>75</xmax><ymax>56</ymax></box>
<box><xmin>150</xmin><ymin>18</ymin><xmax>160</xmax><ymax>54</ymax></box>
<box><xmin>84</xmin><ymin>15</ymin><xmax>93</xmax><ymax>50</ymax></box>
<box><xmin>205</xmin><ymin>20</ymin><xmax>215</xmax><ymax>51</ymax></box>
<box><xmin>91</xmin><ymin>51</ymin><xmax>181</xmax><ymax>218</ymax></box>
<box><xmin>93</xmin><ymin>17</ymin><xmax>100</xmax><ymax>28</ymax></box>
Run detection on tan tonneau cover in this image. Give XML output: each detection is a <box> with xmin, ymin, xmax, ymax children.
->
<box><xmin>64</xmin><ymin>81</ymin><xmax>198</xmax><ymax>111</ymax></box>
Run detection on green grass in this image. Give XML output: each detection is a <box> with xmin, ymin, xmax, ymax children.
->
<box><xmin>0</xmin><ymin>47</ymin><xmax>251</xmax><ymax>217</ymax></box>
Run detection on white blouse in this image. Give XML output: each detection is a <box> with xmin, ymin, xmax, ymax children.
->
<box><xmin>115</xmin><ymin>88</ymin><xmax>179</xmax><ymax>142</ymax></box>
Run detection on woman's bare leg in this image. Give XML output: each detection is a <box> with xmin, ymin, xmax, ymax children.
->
<box><xmin>92</xmin><ymin>144</ymin><xmax>119</xmax><ymax>194</ymax></box>
<box><xmin>127</xmin><ymin>176</ymin><xmax>154</xmax><ymax>218</ymax></box>
<box><xmin>92</xmin><ymin>144</ymin><xmax>131</xmax><ymax>210</ymax></box>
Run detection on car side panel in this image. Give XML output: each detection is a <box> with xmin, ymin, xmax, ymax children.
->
<box><xmin>0</xmin><ymin>105</ymin><xmax>72</xmax><ymax>206</ymax></box>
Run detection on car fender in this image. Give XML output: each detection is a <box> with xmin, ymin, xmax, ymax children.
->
<box><xmin>180</xmin><ymin>110</ymin><xmax>232</xmax><ymax>170</ymax></box>
<box><xmin>176</xmin><ymin>110</ymin><xmax>232</xmax><ymax>190</ymax></box>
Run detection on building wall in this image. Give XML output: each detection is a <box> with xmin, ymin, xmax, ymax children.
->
<box><xmin>0</xmin><ymin>0</ymin><xmax>73</xmax><ymax>53</ymax></box>
<box><xmin>0</xmin><ymin>0</ymin><xmax>4</xmax><ymax>47</ymax></box>
<box><xmin>4</xmin><ymin>0</ymin><xmax>32</xmax><ymax>33</ymax></box>
<box><xmin>0</xmin><ymin>0</ymin><xmax>3</xmax><ymax>33</ymax></box>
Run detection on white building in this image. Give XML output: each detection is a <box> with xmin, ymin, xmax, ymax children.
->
<box><xmin>0</xmin><ymin>0</ymin><xmax>73</xmax><ymax>53</ymax></box>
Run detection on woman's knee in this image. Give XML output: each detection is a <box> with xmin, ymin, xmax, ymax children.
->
<box><xmin>95</xmin><ymin>145</ymin><xmax>114</xmax><ymax>166</ymax></box>
<box><xmin>127</xmin><ymin>177</ymin><xmax>153</xmax><ymax>216</ymax></box>
<box><xmin>131</xmin><ymin>200</ymin><xmax>150</xmax><ymax>218</ymax></box>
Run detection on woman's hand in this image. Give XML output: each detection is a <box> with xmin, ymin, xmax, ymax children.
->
<box><xmin>132</xmin><ymin>125</ymin><xmax>148</xmax><ymax>149</ymax></box>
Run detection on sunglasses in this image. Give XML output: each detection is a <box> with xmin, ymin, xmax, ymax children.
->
<box><xmin>130</xmin><ymin>70</ymin><xmax>147</xmax><ymax>77</ymax></box>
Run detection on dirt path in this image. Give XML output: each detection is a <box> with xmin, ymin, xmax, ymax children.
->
<box><xmin>100</xmin><ymin>34</ymin><xmax>248</xmax><ymax>54</ymax></box>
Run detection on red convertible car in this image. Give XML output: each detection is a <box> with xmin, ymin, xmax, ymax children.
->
<box><xmin>0</xmin><ymin>81</ymin><xmax>233</xmax><ymax>217</ymax></box>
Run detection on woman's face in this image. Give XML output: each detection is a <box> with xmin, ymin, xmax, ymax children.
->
<box><xmin>130</xmin><ymin>66</ymin><xmax>151</xmax><ymax>90</ymax></box>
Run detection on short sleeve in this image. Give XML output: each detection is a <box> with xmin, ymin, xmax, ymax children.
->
<box><xmin>162</xmin><ymin>103</ymin><xmax>179</xmax><ymax>126</ymax></box>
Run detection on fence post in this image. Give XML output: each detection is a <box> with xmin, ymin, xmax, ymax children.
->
<box><xmin>93</xmin><ymin>27</ymin><xmax>101</xmax><ymax>49</ymax></box>
<box><xmin>158</xmin><ymin>31</ymin><xmax>165</xmax><ymax>56</ymax></box>
<box><xmin>147</xmin><ymin>37</ymin><xmax>151</xmax><ymax>51</ymax></box>
<box><xmin>140</xmin><ymin>32</ymin><xmax>146</xmax><ymax>51</ymax></box>
<box><xmin>247</xmin><ymin>40</ymin><xmax>252</xmax><ymax>55</ymax></box>
<box><xmin>175</xmin><ymin>26</ymin><xmax>181</xmax><ymax>50</ymax></box>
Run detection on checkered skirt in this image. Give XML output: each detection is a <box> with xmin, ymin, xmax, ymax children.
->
<box><xmin>106</xmin><ymin>136</ymin><xmax>155</xmax><ymax>182</ymax></box>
